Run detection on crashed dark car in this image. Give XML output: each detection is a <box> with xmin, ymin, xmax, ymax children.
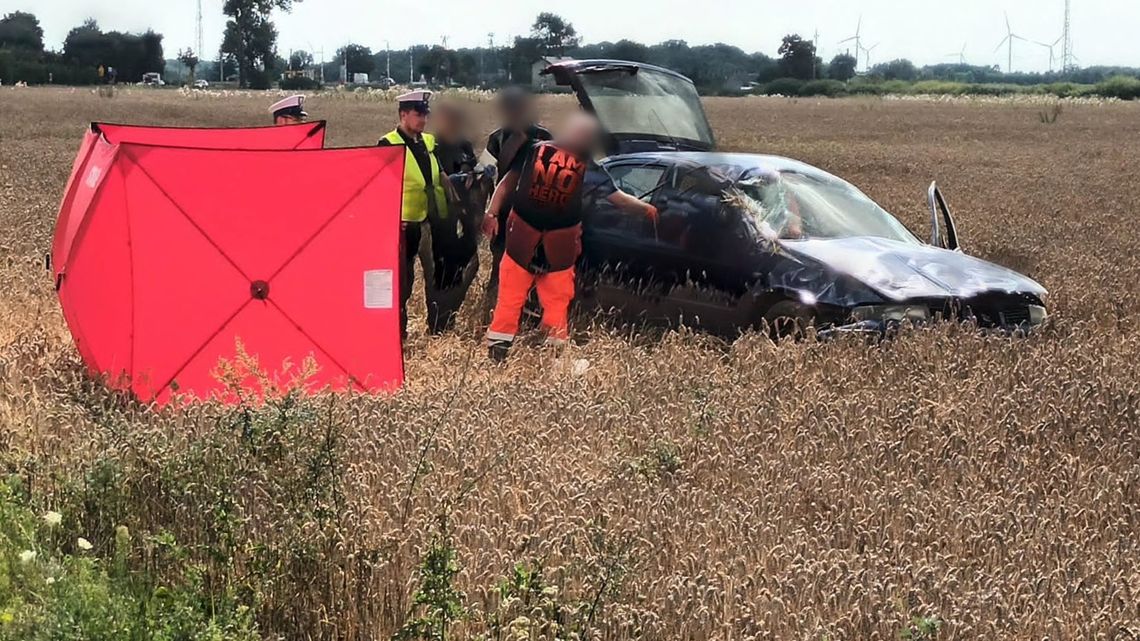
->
<box><xmin>541</xmin><ymin>59</ymin><xmax>1048</xmax><ymax>336</ymax></box>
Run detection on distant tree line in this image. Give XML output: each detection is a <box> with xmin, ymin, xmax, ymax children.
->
<box><xmin>303</xmin><ymin>14</ymin><xmax>1140</xmax><ymax>95</ymax></box>
<box><xmin>0</xmin><ymin>11</ymin><xmax>164</xmax><ymax>85</ymax></box>
<box><xmin>3</xmin><ymin>8</ymin><xmax>1139</xmax><ymax>94</ymax></box>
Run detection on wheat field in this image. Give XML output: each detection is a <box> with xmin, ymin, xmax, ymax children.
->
<box><xmin>1</xmin><ymin>88</ymin><xmax>1138</xmax><ymax>641</ymax></box>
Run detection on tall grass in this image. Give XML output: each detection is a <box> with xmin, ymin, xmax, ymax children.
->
<box><xmin>1</xmin><ymin>89</ymin><xmax>1139</xmax><ymax>641</ymax></box>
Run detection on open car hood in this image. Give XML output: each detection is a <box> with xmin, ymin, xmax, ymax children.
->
<box><xmin>780</xmin><ymin>236</ymin><xmax>1047</xmax><ymax>302</ymax></box>
<box><xmin>541</xmin><ymin>59</ymin><xmax>716</xmax><ymax>155</ymax></box>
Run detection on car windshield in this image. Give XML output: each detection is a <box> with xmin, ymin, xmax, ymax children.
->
<box><xmin>577</xmin><ymin>67</ymin><xmax>715</xmax><ymax>148</ymax></box>
<box><xmin>730</xmin><ymin>169</ymin><xmax>919</xmax><ymax>244</ymax></box>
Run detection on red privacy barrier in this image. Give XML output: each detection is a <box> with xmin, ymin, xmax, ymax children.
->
<box><xmin>52</xmin><ymin>123</ymin><xmax>406</xmax><ymax>403</ymax></box>
<box><xmin>53</xmin><ymin>121</ymin><xmax>326</xmax><ymax>275</ymax></box>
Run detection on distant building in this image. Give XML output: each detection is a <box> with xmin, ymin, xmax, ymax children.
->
<box><xmin>530</xmin><ymin>56</ymin><xmax>575</xmax><ymax>90</ymax></box>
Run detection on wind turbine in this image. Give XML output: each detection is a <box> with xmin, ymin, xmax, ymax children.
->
<box><xmin>945</xmin><ymin>42</ymin><xmax>967</xmax><ymax>65</ymax></box>
<box><xmin>839</xmin><ymin>16</ymin><xmax>863</xmax><ymax>70</ymax></box>
<box><xmin>994</xmin><ymin>12</ymin><xmax>1027</xmax><ymax>73</ymax></box>
<box><xmin>1034</xmin><ymin>36</ymin><xmax>1063</xmax><ymax>72</ymax></box>
<box><xmin>860</xmin><ymin>42</ymin><xmax>880</xmax><ymax>70</ymax></box>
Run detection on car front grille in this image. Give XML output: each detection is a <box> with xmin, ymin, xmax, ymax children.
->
<box><xmin>956</xmin><ymin>295</ymin><xmax>1036</xmax><ymax>329</ymax></box>
<box><xmin>998</xmin><ymin>306</ymin><xmax>1031</xmax><ymax>326</ymax></box>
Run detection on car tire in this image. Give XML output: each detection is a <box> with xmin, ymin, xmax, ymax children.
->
<box><xmin>762</xmin><ymin>300</ymin><xmax>815</xmax><ymax>339</ymax></box>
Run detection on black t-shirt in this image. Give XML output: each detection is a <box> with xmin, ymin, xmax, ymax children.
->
<box><xmin>486</xmin><ymin>124</ymin><xmax>553</xmax><ymax>179</ymax></box>
<box><xmin>378</xmin><ymin>129</ymin><xmax>434</xmax><ymax>187</ymax></box>
<box><xmin>435</xmin><ymin>137</ymin><xmax>476</xmax><ymax>175</ymax></box>
<box><xmin>510</xmin><ymin>142</ymin><xmax>611</xmax><ymax>231</ymax></box>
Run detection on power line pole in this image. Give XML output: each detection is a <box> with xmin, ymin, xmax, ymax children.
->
<box><xmin>195</xmin><ymin>0</ymin><xmax>204</xmax><ymax>60</ymax></box>
<box><xmin>813</xmin><ymin>28</ymin><xmax>820</xmax><ymax>79</ymax></box>
<box><xmin>487</xmin><ymin>32</ymin><xmax>495</xmax><ymax>84</ymax></box>
<box><xmin>1061</xmin><ymin>0</ymin><xmax>1075</xmax><ymax>71</ymax></box>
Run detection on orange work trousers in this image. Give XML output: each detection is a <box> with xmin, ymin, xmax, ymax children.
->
<box><xmin>487</xmin><ymin>255</ymin><xmax>575</xmax><ymax>345</ymax></box>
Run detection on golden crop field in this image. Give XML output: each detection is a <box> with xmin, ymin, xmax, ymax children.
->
<box><xmin>1</xmin><ymin>87</ymin><xmax>1138</xmax><ymax>641</ymax></box>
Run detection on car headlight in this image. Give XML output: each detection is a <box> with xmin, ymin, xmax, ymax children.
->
<box><xmin>1028</xmin><ymin>305</ymin><xmax>1047</xmax><ymax>325</ymax></box>
<box><xmin>852</xmin><ymin>305</ymin><xmax>930</xmax><ymax>323</ymax></box>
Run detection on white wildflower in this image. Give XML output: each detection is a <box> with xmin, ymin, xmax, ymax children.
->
<box><xmin>571</xmin><ymin>359</ymin><xmax>590</xmax><ymax>377</ymax></box>
<box><xmin>18</xmin><ymin>550</ymin><xmax>36</xmax><ymax>563</ymax></box>
<box><xmin>76</xmin><ymin>537</ymin><xmax>93</xmax><ymax>551</ymax></box>
<box><xmin>43</xmin><ymin>511</ymin><xmax>62</xmax><ymax>527</ymax></box>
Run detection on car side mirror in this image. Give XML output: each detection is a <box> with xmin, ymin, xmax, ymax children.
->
<box><xmin>927</xmin><ymin>181</ymin><xmax>961</xmax><ymax>251</ymax></box>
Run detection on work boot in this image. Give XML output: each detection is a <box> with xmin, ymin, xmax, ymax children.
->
<box><xmin>488</xmin><ymin>339</ymin><xmax>512</xmax><ymax>363</ymax></box>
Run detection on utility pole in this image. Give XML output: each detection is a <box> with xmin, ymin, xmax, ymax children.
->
<box><xmin>409</xmin><ymin>50</ymin><xmax>414</xmax><ymax>84</ymax></box>
<box><xmin>1061</xmin><ymin>0</ymin><xmax>1074</xmax><ymax>72</ymax></box>
<box><xmin>385</xmin><ymin>40</ymin><xmax>391</xmax><ymax>81</ymax></box>
<box><xmin>506</xmin><ymin>34</ymin><xmax>513</xmax><ymax>82</ymax></box>
<box><xmin>813</xmin><ymin>29</ymin><xmax>820</xmax><ymax>79</ymax></box>
<box><xmin>195</xmin><ymin>0</ymin><xmax>204</xmax><ymax>63</ymax></box>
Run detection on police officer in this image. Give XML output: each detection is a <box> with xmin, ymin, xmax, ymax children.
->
<box><xmin>378</xmin><ymin>90</ymin><xmax>450</xmax><ymax>340</ymax></box>
<box><xmin>484</xmin><ymin>87</ymin><xmax>552</xmax><ymax>293</ymax></box>
<box><xmin>269</xmin><ymin>95</ymin><xmax>307</xmax><ymax>125</ymax></box>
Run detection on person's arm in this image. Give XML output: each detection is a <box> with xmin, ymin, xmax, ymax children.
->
<box><xmin>483</xmin><ymin>169</ymin><xmax>520</xmax><ymax>237</ymax></box>
<box><xmin>606</xmin><ymin>189</ymin><xmax>658</xmax><ymax>222</ymax></box>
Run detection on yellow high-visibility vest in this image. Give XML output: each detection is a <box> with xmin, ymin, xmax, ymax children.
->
<box><xmin>381</xmin><ymin>130</ymin><xmax>449</xmax><ymax>222</ymax></box>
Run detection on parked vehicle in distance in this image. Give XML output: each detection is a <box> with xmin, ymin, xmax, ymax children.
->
<box><xmin>141</xmin><ymin>72</ymin><xmax>165</xmax><ymax>86</ymax></box>
<box><xmin>192</xmin><ymin>79</ymin><xmax>209</xmax><ymax>89</ymax></box>
<box><xmin>540</xmin><ymin>59</ymin><xmax>1049</xmax><ymax>337</ymax></box>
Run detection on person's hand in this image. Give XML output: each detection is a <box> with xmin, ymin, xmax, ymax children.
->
<box><xmin>644</xmin><ymin>203</ymin><xmax>659</xmax><ymax>224</ymax></box>
<box><xmin>482</xmin><ymin>212</ymin><xmax>499</xmax><ymax>238</ymax></box>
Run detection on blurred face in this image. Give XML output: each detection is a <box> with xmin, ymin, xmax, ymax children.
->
<box><xmin>498</xmin><ymin>95</ymin><xmax>535</xmax><ymax>129</ymax></box>
<box><xmin>274</xmin><ymin>114</ymin><xmax>305</xmax><ymax>126</ymax></box>
<box><xmin>399</xmin><ymin>107</ymin><xmax>429</xmax><ymax>135</ymax></box>
<box><xmin>433</xmin><ymin>104</ymin><xmax>466</xmax><ymax>139</ymax></box>
<box><xmin>557</xmin><ymin>113</ymin><xmax>600</xmax><ymax>155</ymax></box>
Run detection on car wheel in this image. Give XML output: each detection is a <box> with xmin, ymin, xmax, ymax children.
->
<box><xmin>762</xmin><ymin>300</ymin><xmax>815</xmax><ymax>339</ymax></box>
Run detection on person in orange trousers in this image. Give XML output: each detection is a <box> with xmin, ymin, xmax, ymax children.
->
<box><xmin>482</xmin><ymin>113</ymin><xmax>657</xmax><ymax>361</ymax></box>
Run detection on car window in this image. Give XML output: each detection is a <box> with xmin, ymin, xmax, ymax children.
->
<box><xmin>583</xmin><ymin>164</ymin><xmax>662</xmax><ymax>240</ymax></box>
<box><xmin>652</xmin><ymin>166</ymin><xmax>756</xmax><ymax>263</ymax></box>
<box><xmin>607</xmin><ymin>164</ymin><xmax>666</xmax><ymax>198</ymax></box>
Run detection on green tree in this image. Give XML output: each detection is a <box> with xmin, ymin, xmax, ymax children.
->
<box><xmin>178</xmin><ymin>48</ymin><xmax>200</xmax><ymax>82</ymax></box>
<box><xmin>605</xmin><ymin>39</ymin><xmax>651</xmax><ymax>62</ymax></box>
<box><xmin>336</xmin><ymin>43</ymin><xmax>374</xmax><ymax>78</ymax></box>
<box><xmin>777</xmin><ymin>34</ymin><xmax>818</xmax><ymax>80</ymax></box>
<box><xmin>871</xmin><ymin>58</ymin><xmax>918</xmax><ymax>81</ymax></box>
<box><xmin>221</xmin><ymin>0</ymin><xmax>299</xmax><ymax>89</ymax></box>
<box><xmin>139</xmin><ymin>29</ymin><xmax>164</xmax><ymax>74</ymax></box>
<box><xmin>288</xmin><ymin>49</ymin><xmax>313</xmax><ymax>70</ymax></box>
<box><xmin>63</xmin><ymin>19</ymin><xmax>108</xmax><ymax>69</ymax></box>
<box><xmin>0</xmin><ymin>11</ymin><xmax>44</xmax><ymax>52</ymax></box>
<box><xmin>531</xmin><ymin>12</ymin><xmax>579</xmax><ymax>56</ymax></box>
<box><xmin>509</xmin><ymin>36</ymin><xmax>541</xmax><ymax>82</ymax></box>
<box><xmin>828</xmin><ymin>53</ymin><xmax>857</xmax><ymax>81</ymax></box>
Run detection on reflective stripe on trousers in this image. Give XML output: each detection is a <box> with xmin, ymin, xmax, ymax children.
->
<box><xmin>487</xmin><ymin>255</ymin><xmax>574</xmax><ymax>344</ymax></box>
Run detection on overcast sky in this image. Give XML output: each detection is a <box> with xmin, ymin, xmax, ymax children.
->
<box><xmin>8</xmin><ymin>0</ymin><xmax>1138</xmax><ymax>72</ymax></box>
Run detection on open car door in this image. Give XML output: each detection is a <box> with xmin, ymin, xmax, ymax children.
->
<box><xmin>927</xmin><ymin>181</ymin><xmax>961</xmax><ymax>251</ymax></box>
<box><xmin>541</xmin><ymin>59</ymin><xmax>717</xmax><ymax>156</ymax></box>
